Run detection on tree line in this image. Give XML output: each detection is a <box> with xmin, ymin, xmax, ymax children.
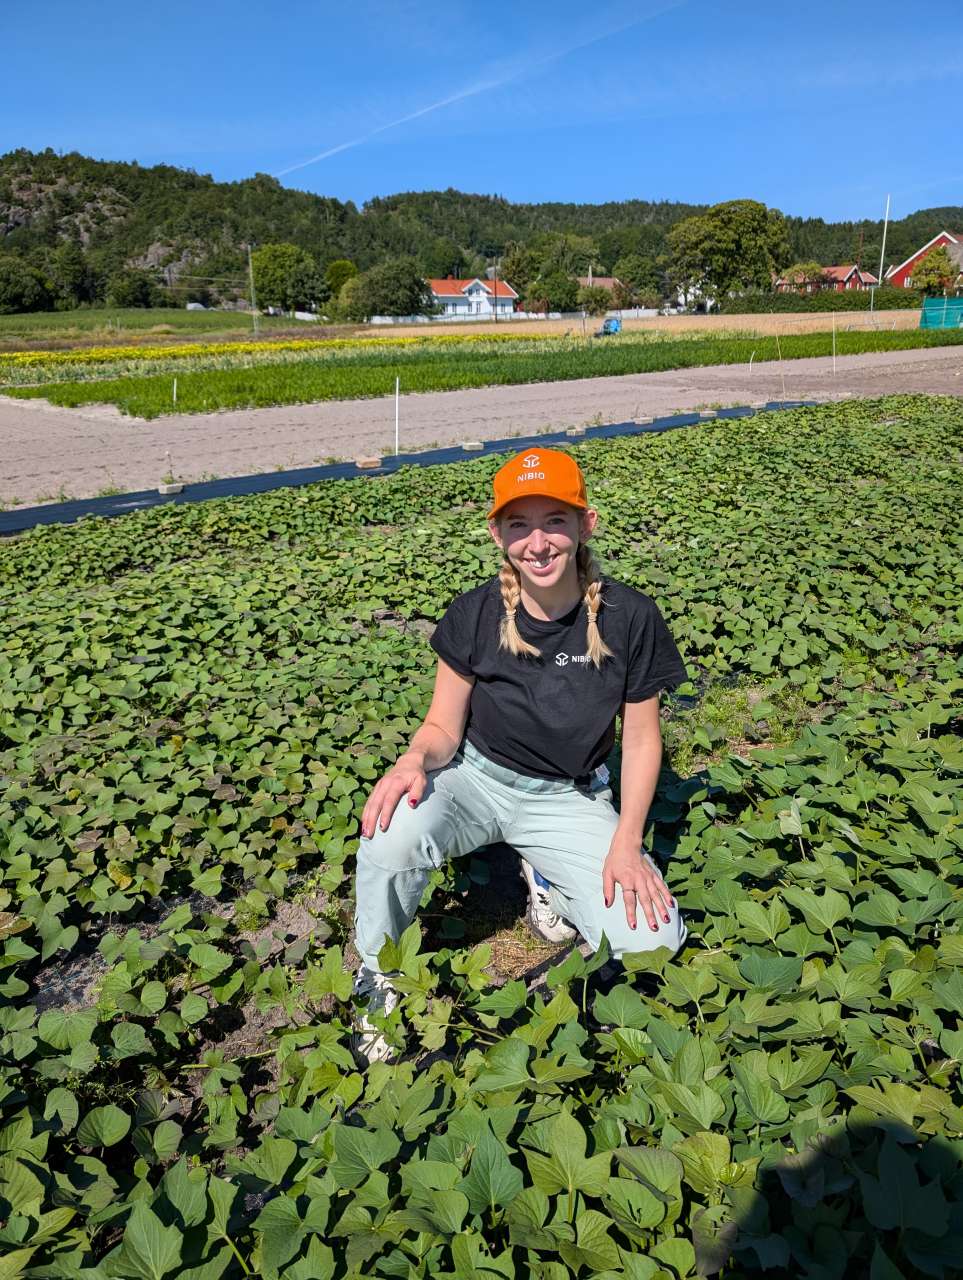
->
<box><xmin>1</xmin><ymin>148</ymin><xmax>959</xmax><ymax>315</ymax></box>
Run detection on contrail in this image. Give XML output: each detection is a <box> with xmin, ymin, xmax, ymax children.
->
<box><xmin>274</xmin><ymin>2</ymin><xmax>684</xmax><ymax>179</ymax></box>
<box><xmin>275</xmin><ymin>81</ymin><xmax>499</xmax><ymax>177</ymax></box>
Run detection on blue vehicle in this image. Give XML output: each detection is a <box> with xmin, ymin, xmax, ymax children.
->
<box><xmin>593</xmin><ymin>316</ymin><xmax>622</xmax><ymax>337</ymax></box>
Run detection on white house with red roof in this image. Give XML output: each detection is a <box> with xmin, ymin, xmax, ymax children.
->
<box><xmin>885</xmin><ymin>231</ymin><xmax>963</xmax><ymax>289</ymax></box>
<box><xmin>427</xmin><ymin>276</ymin><xmax>517</xmax><ymax>317</ymax></box>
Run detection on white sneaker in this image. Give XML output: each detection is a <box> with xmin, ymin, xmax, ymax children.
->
<box><xmin>352</xmin><ymin>966</ymin><xmax>400</xmax><ymax>1064</ymax></box>
<box><xmin>519</xmin><ymin>859</ymin><xmax>578</xmax><ymax>943</ymax></box>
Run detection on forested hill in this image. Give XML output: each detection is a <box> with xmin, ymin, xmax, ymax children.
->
<box><xmin>2</xmin><ymin>147</ymin><xmax>961</xmax><ymax>298</ymax></box>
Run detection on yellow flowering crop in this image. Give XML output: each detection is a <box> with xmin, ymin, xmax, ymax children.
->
<box><xmin>0</xmin><ymin>330</ymin><xmax>555</xmax><ymax>369</ymax></box>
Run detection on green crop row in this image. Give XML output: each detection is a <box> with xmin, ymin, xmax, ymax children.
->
<box><xmin>5</xmin><ymin>328</ymin><xmax>963</xmax><ymax>417</ymax></box>
<box><xmin>0</xmin><ymin>396</ymin><xmax>960</xmax><ymax>1277</ymax></box>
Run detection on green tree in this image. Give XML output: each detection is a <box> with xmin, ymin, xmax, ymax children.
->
<box><xmin>576</xmin><ymin>284</ymin><xmax>612</xmax><ymax>315</ymax></box>
<box><xmin>524</xmin><ymin>271</ymin><xmax>579</xmax><ymax>313</ymax></box>
<box><xmin>354</xmin><ymin>257</ymin><xmax>435</xmax><ymax>318</ymax></box>
<box><xmin>500</xmin><ymin>243</ymin><xmax>540</xmax><ymax>296</ymax></box>
<box><xmin>106</xmin><ymin>267</ymin><xmax>158</xmax><ymax>308</ymax></box>
<box><xmin>532</xmin><ymin>232</ymin><xmax>599</xmax><ymax>277</ymax></box>
<box><xmin>422</xmin><ymin>236</ymin><xmax>466</xmax><ymax>279</ymax></box>
<box><xmin>0</xmin><ymin>256</ymin><xmax>51</xmax><ymax>313</ymax></box>
<box><xmin>666</xmin><ymin>200</ymin><xmax>791</xmax><ymax>303</ymax></box>
<box><xmin>612</xmin><ymin>253</ymin><xmax>661</xmax><ymax>295</ymax></box>
<box><xmin>49</xmin><ymin>240</ymin><xmax>90</xmax><ymax>307</ymax></box>
<box><xmin>324</xmin><ymin>258</ymin><xmax>357</xmax><ymax>299</ymax></box>
<box><xmin>778</xmin><ymin>261</ymin><xmax>826</xmax><ymax>291</ymax></box>
<box><xmin>252</xmin><ymin>243</ymin><xmax>321</xmax><ymax>312</ymax></box>
<box><xmin>910</xmin><ymin>245</ymin><xmax>958</xmax><ymax>295</ymax></box>
<box><xmin>334</xmin><ymin>275</ymin><xmax>367</xmax><ymax>322</ymax></box>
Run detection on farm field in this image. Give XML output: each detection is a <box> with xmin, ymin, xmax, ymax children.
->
<box><xmin>5</xmin><ymin>343</ymin><xmax>963</xmax><ymax>508</ymax></box>
<box><xmin>382</xmin><ymin>309</ymin><xmax>923</xmax><ymax>339</ymax></box>
<box><xmin>0</xmin><ymin>395</ymin><xmax>961</xmax><ymax>1276</ymax></box>
<box><xmin>0</xmin><ymin>308</ymin><xmax>920</xmax><ymax>354</ymax></box>
<box><xmin>4</xmin><ymin>326</ymin><xmax>963</xmax><ymax>419</ymax></box>
<box><xmin>0</xmin><ymin>308</ymin><xmax>320</xmax><ymax>351</ymax></box>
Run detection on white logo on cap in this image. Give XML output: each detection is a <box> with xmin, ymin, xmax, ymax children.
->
<box><xmin>522</xmin><ymin>454</ymin><xmax>540</xmax><ymax>468</ymax></box>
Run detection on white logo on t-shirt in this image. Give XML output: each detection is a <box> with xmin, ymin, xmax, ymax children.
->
<box><xmin>522</xmin><ymin>454</ymin><xmax>540</xmax><ymax>467</ymax></box>
<box><xmin>555</xmin><ymin>652</ymin><xmax>590</xmax><ymax>666</ymax></box>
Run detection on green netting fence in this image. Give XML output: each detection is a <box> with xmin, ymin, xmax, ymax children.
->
<box><xmin>919</xmin><ymin>295</ymin><xmax>963</xmax><ymax>328</ymax></box>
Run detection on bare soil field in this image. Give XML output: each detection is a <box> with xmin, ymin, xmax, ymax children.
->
<box><xmin>382</xmin><ymin>309</ymin><xmax>920</xmax><ymax>338</ymax></box>
<box><xmin>3</xmin><ymin>342</ymin><xmax>961</xmax><ymax>508</ymax></box>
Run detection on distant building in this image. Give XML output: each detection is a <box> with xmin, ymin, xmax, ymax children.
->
<box><xmin>774</xmin><ymin>265</ymin><xmax>877</xmax><ymax>293</ymax></box>
<box><xmin>577</xmin><ymin>276</ymin><xmax>622</xmax><ymax>292</ymax></box>
<box><xmin>427</xmin><ymin>276</ymin><xmax>517</xmax><ymax>317</ymax></box>
<box><xmin>885</xmin><ymin>231</ymin><xmax>963</xmax><ymax>289</ymax></box>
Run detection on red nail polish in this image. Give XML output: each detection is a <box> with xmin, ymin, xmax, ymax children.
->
<box><xmin>663</xmin><ymin>914</ymin><xmax>670</xmax><ymax>924</ymax></box>
<box><xmin>409</xmin><ymin>798</ymin><xmax>416</xmax><ymax>807</ymax></box>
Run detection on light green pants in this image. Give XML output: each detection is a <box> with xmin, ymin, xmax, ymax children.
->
<box><xmin>354</xmin><ymin>740</ymin><xmax>686</xmax><ymax>972</ymax></box>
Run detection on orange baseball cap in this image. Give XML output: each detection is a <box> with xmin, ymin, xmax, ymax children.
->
<box><xmin>487</xmin><ymin>447</ymin><xmax>588</xmax><ymax>520</ymax></box>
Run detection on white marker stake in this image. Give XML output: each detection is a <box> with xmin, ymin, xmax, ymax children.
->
<box><xmin>394</xmin><ymin>377</ymin><xmax>400</xmax><ymax>456</ymax></box>
<box><xmin>173</xmin><ymin>377</ymin><xmax>177</xmax><ymax>407</ymax></box>
<box><xmin>832</xmin><ymin>312</ymin><xmax>836</xmax><ymax>376</ymax></box>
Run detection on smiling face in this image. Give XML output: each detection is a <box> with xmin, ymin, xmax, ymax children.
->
<box><xmin>488</xmin><ymin>496</ymin><xmax>598</xmax><ymax>592</ymax></box>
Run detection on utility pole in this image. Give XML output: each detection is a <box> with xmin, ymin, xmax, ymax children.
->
<box><xmin>247</xmin><ymin>244</ymin><xmax>260</xmax><ymax>337</ymax></box>
<box><xmin>493</xmin><ymin>259</ymin><xmax>498</xmax><ymax>324</ymax></box>
<box><xmin>873</xmin><ymin>194</ymin><xmax>891</xmax><ymax>312</ymax></box>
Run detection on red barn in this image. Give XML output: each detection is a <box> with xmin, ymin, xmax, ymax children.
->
<box><xmin>885</xmin><ymin>231</ymin><xmax>963</xmax><ymax>288</ymax></box>
<box><xmin>774</xmin><ymin>264</ymin><xmax>877</xmax><ymax>293</ymax></box>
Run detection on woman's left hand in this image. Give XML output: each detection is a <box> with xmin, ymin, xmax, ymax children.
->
<box><xmin>602</xmin><ymin>832</ymin><xmax>674</xmax><ymax>933</ymax></box>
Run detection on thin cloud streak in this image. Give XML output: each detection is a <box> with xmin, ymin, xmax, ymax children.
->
<box><xmin>274</xmin><ymin>1</ymin><xmax>684</xmax><ymax>178</ymax></box>
<box><xmin>274</xmin><ymin>82</ymin><xmax>500</xmax><ymax>176</ymax></box>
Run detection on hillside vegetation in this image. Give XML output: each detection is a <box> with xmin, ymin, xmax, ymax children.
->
<box><xmin>0</xmin><ymin>396</ymin><xmax>960</xmax><ymax>1277</ymax></box>
<box><xmin>1</xmin><ymin>148</ymin><xmax>958</xmax><ymax>314</ymax></box>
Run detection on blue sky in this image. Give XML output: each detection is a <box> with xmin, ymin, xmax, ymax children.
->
<box><xmin>4</xmin><ymin>0</ymin><xmax>961</xmax><ymax>221</ymax></box>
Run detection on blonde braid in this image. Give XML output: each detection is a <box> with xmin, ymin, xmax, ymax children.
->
<box><xmin>498</xmin><ymin>559</ymin><xmax>541</xmax><ymax>658</ymax></box>
<box><xmin>577</xmin><ymin>545</ymin><xmax>614</xmax><ymax>668</ymax></box>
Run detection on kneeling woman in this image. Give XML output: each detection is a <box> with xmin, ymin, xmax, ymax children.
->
<box><xmin>353</xmin><ymin>448</ymin><xmax>688</xmax><ymax>1059</ymax></box>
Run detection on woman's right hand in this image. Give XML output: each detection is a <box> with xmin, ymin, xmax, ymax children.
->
<box><xmin>360</xmin><ymin>751</ymin><xmax>428</xmax><ymax>839</ymax></box>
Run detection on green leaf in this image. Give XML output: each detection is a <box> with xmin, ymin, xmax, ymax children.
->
<box><xmin>732</xmin><ymin>1062</ymin><xmax>790</xmax><ymax>1125</ymax></box>
<box><xmin>116</xmin><ymin>1201</ymin><xmax>182</xmax><ymax>1280</ymax></box>
<box><xmin>614</xmin><ymin>1145</ymin><xmax>684</xmax><ymax>1197</ymax></box>
<box><xmin>458</xmin><ymin>1123</ymin><xmax>523</xmax><ymax>1216</ymax></box>
<box><xmin>331</xmin><ymin>1124</ymin><xmax>401</xmax><ymax>1190</ymax></box>
<box><xmin>674</xmin><ymin>1132</ymin><xmax>732</xmax><ymax>1195</ymax></box>
<box><xmin>161</xmin><ymin>1158</ymin><xmax>207</xmax><ymax>1229</ymax></box>
<box><xmin>471</xmin><ymin>1037</ymin><xmax>533</xmax><ymax>1094</ymax></box>
<box><xmin>782</xmin><ymin>885</ymin><xmax>849</xmax><ymax>932</ymax></box>
<box><xmin>0</xmin><ymin>1249</ymin><xmax>36</xmax><ymax>1280</ymax></box>
<box><xmin>559</xmin><ymin>1208</ymin><xmax>621</xmax><ymax>1273</ymax></box>
<box><xmin>594</xmin><ymin>983</ymin><xmax>649</xmax><ymax>1028</ymax></box>
<box><xmin>304</xmin><ymin>945</ymin><xmax>352</xmax><ymax>1003</ymax></box>
<box><xmin>153</xmin><ymin>1119</ymin><xmax>182</xmax><ymax>1160</ymax></box>
<box><xmin>112</xmin><ymin>1022</ymin><xmax>152</xmax><ymax>1059</ymax></box>
<box><xmin>524</xmin><ymin>1109</ymin><xmax>610</xmax><ymax>1198</ymax></box>
<box><xmin>870</xmin><ymin>1243</ymin><xmax>906</xmax><ymax>1280</ymax></box>
<box><xmin>77</xmin><ymin>1104</ymin><xmax>131</xmax><ymax>1148</ymax></box>
<box><xmin>43</xmin><ymin>1086</ymin><xmax>79</xmax><ymax>1132</ymax></box>
<box><xmin>207</xmin><ymin>1175</ymin><xmax>238</xmax><ymax>1236</ymax></box>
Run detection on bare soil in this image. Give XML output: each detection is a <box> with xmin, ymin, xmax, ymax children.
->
<box><xmin>383</xmin><ymin>309</ymin><xmax>920</xmax><ymax>338</ymax></box>
<box><xmin>2</xmin><ymin>342</ymin><xmax>961</xmax><ymax>507</ymax></box>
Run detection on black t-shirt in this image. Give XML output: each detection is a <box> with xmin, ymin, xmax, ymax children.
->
<box><xmin>429</xmin><ymin>574</ymin><xmax>688</xmax><ymax>781</ymax></box>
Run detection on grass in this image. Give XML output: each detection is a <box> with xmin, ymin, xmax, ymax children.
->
<box><xmin>5</xmin><ymin>326</ymin><xmax>963</xmax><ymax>419</ymax></box>
<box><xmin>0</xmin><ymin>306</ymin><xmax>319</xmax><ymax>347</ymax></box>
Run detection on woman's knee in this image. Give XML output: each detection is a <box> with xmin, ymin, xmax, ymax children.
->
<box><xmin>584</xmin><ymin>900</ymin><xmax>686</xmax><ymax>959</ymax></box>
<box><xmin>356</xmin><ymin>788</ymin><xmax>453</xmax><ymax>875</ymax></box>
